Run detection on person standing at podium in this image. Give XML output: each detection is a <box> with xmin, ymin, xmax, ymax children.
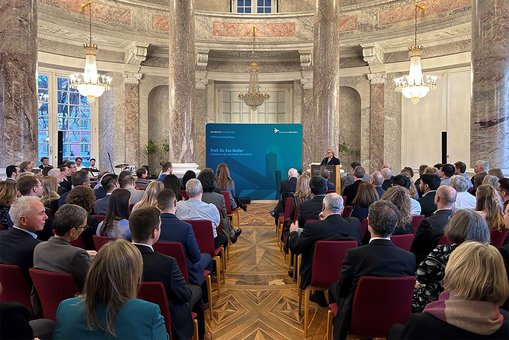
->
<box><xmin>320</xmin><ymin>149</ymin><xmax>340</xmax><ymax>166</ymax></box>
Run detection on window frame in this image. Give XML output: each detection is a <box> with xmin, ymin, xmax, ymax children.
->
<box><xmin>231</xmin><ymin>0</ymin><xmax>278</xmax><ymax>14</ymax></box>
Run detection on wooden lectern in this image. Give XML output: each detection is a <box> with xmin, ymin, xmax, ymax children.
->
<box><xmin>310</xmin><ymin>164</ymin><xmax>341</xmax><ymax>194</ymax></box>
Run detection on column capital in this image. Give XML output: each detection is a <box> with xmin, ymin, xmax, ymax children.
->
<box><xmin>298</xmin><ymin>49</ymin><xmax>313</xmax><ymax>71</ymax></box>
<box><xmin>361</xmin><ymin>42</ymin><xmax>385</xmax><ymax>66</ymax></box>
<box><xmin>123</xmin><ymin>72</ymin><xmax>143</xmax><ymax>84</ymax></box>
<box><xmin>124</xmin><ymin>42</ymin><xmax>149</xmax><ymax>65</ymax></box>
<box><xmin>367</xmin><ymin>72</ymin><xmax>387</xmax><ymax>84</ymax></box>
<box><xmin>196</xmin><ymin>50</ymin><xmax>209</xmax><ymax>71</ymax></box>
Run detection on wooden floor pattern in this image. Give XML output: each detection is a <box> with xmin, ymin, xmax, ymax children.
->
<box><xmin>208</xmin><ymin>202</ymin><xmax>328</xmax><ymax>339</ymax></box>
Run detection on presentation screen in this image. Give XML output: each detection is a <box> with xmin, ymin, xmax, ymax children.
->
<box><xmin>206</xmin><ymin>124</ymin><xmax>302</xmax><ymax>200</ymax></box>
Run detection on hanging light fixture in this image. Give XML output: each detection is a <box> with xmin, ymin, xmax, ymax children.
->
<box><xmin>238</xmin><ymin>26</ymin><xmax>270</xmax><ymax>110</ymax></box>
<box><xmin>394</xmin><ymin>4</ymin><xmax>437</xmax><ymax>104</ymax></box>
<box><xmin>69</xmin><ymin>1</ymin><xmax>112</xmax><ymax>102</ymax></box>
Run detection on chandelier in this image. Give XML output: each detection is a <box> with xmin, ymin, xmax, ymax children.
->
<box><xmin>394</xmin><ymin>4</ymin><xmax>437</xmax><ymax>104</ymax></box>
<box><xmin>69</xmin><ymin>1</ymin><xmax>112</xmax><ymax>102</ymax></box>
<box><xmin>238</xmin><ymin>26</ymin><xmax>270</xmax><ymax>110</ymax></box>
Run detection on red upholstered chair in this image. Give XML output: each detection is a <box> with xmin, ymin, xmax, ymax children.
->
<box><xmin>294</xmin><ymin>219</ymin><xmax>320</xmax><ymax>282</ymax></box>
<box><xmin>391</xmin><ymin>234</ymin><xmax>415</xmax><ymax>251</ymax></box>
<box><xmin>437</xmin><ymin>234</ymin><xmax>451</xmax><ymax>245</ymax></box>
<box><xmin>92</xmin><ymin>214</ymin><xmax>106</xmax><ymax>223</ymax></box>
<box><xmin>360</xmin><ymin>219</ymin><xmax>369</xmax><ymax>240</ymax></box>
<box><xmin>298</xmin><ymin>240</ymin><xmax>358</xmax><ymax>337</ymax></box>
<box><xmin>277</xmin><ymin>197</ymin><xmax>293</xmax><ymax>250</ymax></box>
<box><xmin>186</xmin><ymin>220</ymin><xmax>225</xmax><ymax>294</ymax></box>
<box><xmin>70</xmin><ymin>235</ymin><xmax>86</xmax><ymax>249</ymax></box>
<box><xmin>179</xmin><ymin>190</ymin><xmax>189</xmax><ymax>200</ymax></box>
<box><xmin>341</xmin><ymin>206</ymin><xmax>353</xmax><ymax>218</ymax></box>
<box><xmin>348</xmin><ymin>276</ymin><xmax>415</xmax><ymax>337</ymax></box>
<box><xmin>153</xmin><ymin>241</ymin><xmax>214</xmax><ymax>320</ymax></box>
<box><xmin>411</xmin><ymin>215</ymin><xmax>425</xmax><ymax>234</ymax></box>
<box><xmin>0</xmin><ymin>264</ymin><xmax>33</xmax><ymax>312</ymax></box>
<box><xmin>92</xmin><ymin>235</ymin><xmax>117</xmax><ymax>251</ymax></box>
<box><xmin>326</xmin><ymin>189</ymin><xmax>336</xmax><ymax>194</ymax></box>
<box><xmin>221</xmin><ymin>191</ymin><xmax>240</xmax><ymax>229</ymax></box>
<box><xmin>490</xmin><ymin>230</ymin><xmax>508</xmax><ymax>248</ymax></box>
<box><xmin>29</xmin><ymin>268</ymin><xmax>79</xmax><ymax>321</ymax></box>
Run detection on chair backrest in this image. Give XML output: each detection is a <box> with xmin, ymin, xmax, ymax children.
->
<box><xmin>29</xmin><ymin>268</ymin><xmax>79</xmax><ymax>321</ymax></box>
<box><xmin>411</xmin><ymin>215</ymin><xmax>425</xmax><ymax>234</ymax></box>
<box><xmin>292</xmin><ymin>203</ymin><xmax>300</xmax><ymax>221</ymax></box>
<box><xmin>138</xmin><ymin>281</ymin><xmax>172</xmax><ymax>336</ymax></box>
<box><xmin>342</xmin><ymin>206</ymin><xmax>353</xmax><ymax>218</ymax></box>
<box><xmin>390</xmin><ymin>234</ymin><xmax>415</xmax><ymax>251</ymax></box>
<box><xmin>153</xmin><ymin>241</ymin><xmax>189</xmax><ymax>284</ymax></box>
<box><xmin>179</xmin><ymin>190</ymin><xmax>189</xmax><ymax>200</ymax></box>
<box><xmin>92</xmin><ymin>235</ymin><xmax>117</xmax><ymax>251</ymax></box>
<box><xmin>221</xmin><ymin>191</ymin><xmax>233</xmax><ymax>215</ymax></box>
<box><xmin>437</xmin><ymin>234</ymin><xmax>451</xmax><ymax>245</ymax></box>
<box><xmin>490</xmin><ymin>230</ymin><xmax>508</xmax><ymax>248</ymax></box>
<box><xmin>360</xmin><ymin>219</ymin><xmax>369</xmax><ymax>239</ymax></box>
<box><xmin>92</xmin><ymin>214</ymin><xmax>106</xmax><ymax>223</ymax></box>
<box><xmin>283</xmin><ymin>196</ymin><xmax>293</xmax><ymax>220</ymax></box>
<box><xmin>310</xmin><ymin>240</ymin><xmax>357</xmax><ymax>288</ymax></box>
<box><xmin>185</xmin><ymin>220</ymin><xmax>215</xmax><ymax>255</ymax></box>
<box><xmin>70</xmin><ymin>235</ymin><xmax>87</xmax><ymax>249</ymax></box>
<box><xmin>349</xmin><ymin>276</ymin><xmax>416</xmax><ymax>337</ymax></box>
<box><xmin>0</xmin><ymin>264</ymin><xmax>32</xmax><ymax>312</ymax></box>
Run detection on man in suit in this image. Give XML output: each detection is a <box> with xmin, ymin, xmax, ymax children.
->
<box><xmin>129</xmin><ymin>207</ymin><xmax>206</xmax><ymax>340</ymax></box>
<box><xmin>93</xmin><ymin>173</ymin><xmax>119</xmax><ymax>215</ymax></box>
<box><xmin>0</xmin><ymin>197</ymin><xmax>48</xmax><ymax>278</ymax></box>
<box><xmin>321</xmin><ymin>168</ymin><xmax>336</xmax><ymax>191</ymax></box>
<box><xmin>411</xmin><ymin>185</ymin><xmax>456</xmax><ymax>265</ymax></box>
<box><xmin>370</xmin><ymin>171</ymin><xmax>385</xmax><ymax>198</ymax></box>
<box><xmin>58</xmin><ymin>170</ymin><xmax>91</xmax><ymax>207</ymax></box>
<box><xmin>328</xmin><ymin>200</ymin><xmax>416</xmax><ymax>340</ymax></box>
<box><xmin>33</xmin><ymin>204</ymin><xmax>91</xmax><ymax>290</ymax></box>
<box><xmin>17</xmin><ymin>176</ymin><xmax>53</xmax><ymax>242</ymax></box>
<box><xmin>471</xmin><ymin>160</ymin><xmax>489</xmax><ymax>193</ymax></box>
<box><xmin>288</xmin><ymin>193</ymin><xmax>361</xmax><ymax>306</ymax></box>
<box><xmin>340</xmin><ymin>162</ymin><xmax>360</xmax><ymax>194</ymax></box>
<box><xmin>58</xmin><ymin>165</ymin><xmax>72</xmax><ymax>192</ymax></box>
<box><xmin>272</xmin><ymin>168</ymin><xmax>299</xmax><ymax>222</ymax></box>
<box><xmin>157</xmin><ymin>189</ymin><xmax>212</xmax><ymax>292</ymax></box>
<box><xmin>343</xmin><ymin>166</ymin><xmax>366</xmax><ymax>206</ymax></box>
<box><xmin>5</xmin><ymin>165</ymin><xmax>18</xmax><ymax>183</ymax></box>
<box><xmin>121</xmin><ymin>175</ymin><xmax>144</xmax><ymax>205</ymax></box>
<box><xmin>417</xmin><ymin>173</ymin><xmax>441</xmax><ymax>217</ymax></box>
<box><xmin>320</xmin><ymin>148</ymin><xmax>340</xmax><ymax>166</ymax></box>
<box><xmin>296</xmin><ymin>176</ymin><xmax>328</xmax><ymax>228</ymax></box>
<box><xmin>381</xmin><ymin>167</ymin><xmax>394</xmax><ymax>190</ymax></box>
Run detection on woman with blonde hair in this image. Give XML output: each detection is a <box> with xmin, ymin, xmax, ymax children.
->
<box><xmin>381</xmin><ymin>186</ymin><xmax>413</xmax><ymax>235</ymax></box>
<box><xmin>216</xmin><ymin>162</ymin><xmax>247</xmax><ymax>211</ymax></box>
<box><xmin>41</xmin><ymin>176</ymin><xmax>60</xmax><ymax>215</ymax></box>
<box><xmin>131</xmin><ymin>180</ymin><xmax>164</xmax><ymax>212</ymax></box>
<box><xmin>476</xmin><ymin>184</ymin><xmax>506</xmax><ymax>231</ymax></box>
<box><xmin>392</xmin><ymin>242</ymin><xmax>508</xmax><ymax>339</ymax></box>
<box><xmin>289</xmin><ymin>174</ymin><xmax>312</xmax><ymax>221</ymax></box>
<box><xmin>0</xmin><ymin>181</ymin><xmax>18</xmax><ymax>230</ymax></box>
<box><xmin>53</xmin><ymin>239</ymin><xmax>168</xmax><ymax>339</ymax></box>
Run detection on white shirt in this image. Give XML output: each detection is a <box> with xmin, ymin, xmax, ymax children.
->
<box><xmin>410</xmin><ymin>198</ymin><xmax>422</xmax><ymax>216</ymax></box>
<box><xmin>454</xmin><ymin>191</ymin><xmax>476</xmax><ymax>210</ymax></box>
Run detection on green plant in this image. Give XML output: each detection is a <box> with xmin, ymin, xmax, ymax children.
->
<box><xmin>162</xmin><ymin>142</ymin><xmax>169</xmax><ymax>153</ymax></box>
<box><xmin>145</xmin><ymin>139</ymin><xmax>158</xmax><ymax>155</ymax></box>
<box><xmin>338</xmin><ymin>140</ymin><xmax>360</xmax><ymax>157</ymax></box>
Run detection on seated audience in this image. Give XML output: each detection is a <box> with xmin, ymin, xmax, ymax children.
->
<box><xmin>157</xmin><ymin>161</ymin><xmax>172</xmax><ymax>182</ymax></box>
<box><xmin>297</xmin><ymin>176</ymin><xmax>328</xmax><ymax>228</ymax></box>
<box><xmin>381</xmin><ymin>186</ymin><xmax>413</xmax><ymax>235</ymax></box>
<box><xmin>476</xmin><ymin>184</ymin><xmax>506</xmax><ymax>231</ymax></box>
<box><xmin>392</xmin><ymin>174</ymin><xmax>422</xmax><ymax>215</ymax></box>
<box><xmin>58</xmin><ymin>165</ymin><xmax>72</xmax><ymax>193</ymax></box>
<box><xmin>439</xmin><ymin>163</ymin><xmax>455</xmax><ymax>186</ymax></box>
<box><xmin>131</xmin><ymin>180</ymin><xmax>164</xmax><ymax>212</ymax></box>
<box><xmin>122</xmin><ymin>175</ymin><xmax>144</xmax><ymax>205</ymax></box>
<box><xmin>272</xmin><ymin>168</ymin><xmax>298</xmax><ymax>223</ymax></box>
<box><xmin>412</xmin><ymin>209</ymin><xmax>490</xmax><ymax>312</ymax></box>
<box><xmin>33</xmin><ymin>204</ymin><xmax>91</xmax><ymax>290</ymax></box>
<box><xmin>216</xmin><ymin>163</ymin><xmax>247</xmax><ymax>211</ymax></box>
<box><xmin>488</xmin><ymin>168</ymin><xmax>504</xmax><ymax>180</ymax></box>
<box><xmin>163</xmin><ymin>174</ymin><xmax>183</xmax><ymax>201</ymax></box>
<box><xmin>135</xmin><ymin>167</ymin><xmax>151</xmax><ymax>190</ymax></box>
<box><xmin>129</xmin><ymin>207</ymin><xmax>205</xmax><ymax>339</ymax></box>
<box><xmin>328</xmin><ymin>200</ymin><xmax>416</xmax><ymax>340</ymax></box>
<box><xmin>321</xmin><ymin>168</ymin><xmax>335</xmax><ymax>191</ymax></box>
<box><xmin>5</xmin><ymin>164</ymin><xmax>19</xmax><ymax>183</ymax></box>
<box><xmin>66</xmin><ymin>186</ymin><xmax>98</xmax><ymax>250</ymax></box>
<box><xmin>482</xmin><ymin>174</ymin><xmax>500</xmax><ymax>188</ymax></box>
<box><xmin>417</xmin><ymin>173</ymin><xmax>441</xmax><ymax>217</ymax></box>
<box><xmin>0</xmin><ymin>181</ymin><xmax>17</xmax><ymax>230</ymax></box>
<box><xmin>289</xmin><ymin>174</ymin><xmax>312</xmax><ymax>221</ymax></box>
<box><xmin>453</xmin><ymin>161</ymin><xmax>472</xmax><ymax>190</ymax></box>
<box><xmin>450</xmin><ymin>175</ymin><xmax>476</xmax><ymax>209</ymax></box>
<box><xmin>498</xmin><ymin>178</ymin><xmax>509</xmax><ymax>209</ymax></box>
<box><xmin>53</xmin><ymin>239</ymin><xmax>168</xmax><ymax>339</ymax></box>
<box><xmin>350</xmin><ymin>182</ymin><xmax>378</xmax><ymax>221</ymax></box>
<box><xmin>19</xmin><ymin>160</ymin><xmax>34</xmax><ymax>173</ymax></box>
<box><xmin>96</xmin><ymin>188</ymin><xmax>131</xmax><ymax>240</ymax></box>
<box><xmin>181</xmin><ymin>170</ymin><xmax>196</xmax><ymax>190</ymax></box>
<box><xmin>341</xmin><ymin>162</ymin><xmax>360</xmax><ymax>194</ymax></box>
<box><xmin>370</xmin><ymin>171</ymin><xmax>385</xmax><ymax>198</ymax></box>
<box><xmin>472</xmin><ymin>160</ymin><xmax>489</xmax><ymax>193</ymax></box>
<box><xmin>391</xmin><ymin>242</ymin><xmax>508</xmax><ymax>339</ymax></box>
<box><xmin>93</xmin><ymin>173</ymin><xmax>119</xmax><ymax>215</ymax></box>
<box><xmin>343</xmin><ymin>166</ymin><xmax>366</xmax><ymax>206</ymax></box>
<box><xmin>381</xmin><ymin>167</ymin><xmax>394</xmax><ymax>190</ymax></box>
<box><xmin>411</xmin><ymin>186</ymin><xmax>456</xmax><ymax>265</ymax></box>
<box><xmin>288</xmin><ymin>193</ymin><xmax>361</xmax><ymax>307</ymax></box>
<box><xmin>41</xmin><ymin>176</ymin><xmax>60</xmax><ymax>215</ymax></box>
<box><xmin>400</xmin><ymin>169</ymin><xmax>419</xmax><ymax>200</ymax></box>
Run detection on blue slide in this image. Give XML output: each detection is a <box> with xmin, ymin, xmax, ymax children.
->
<box><xmin>206</xmin><ymin>124</ymin><xmax>302</xmax><ymax>200</ymax></box>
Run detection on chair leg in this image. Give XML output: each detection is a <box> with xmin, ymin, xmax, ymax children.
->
<box><xmin>206</xmin><ymin>275</ymin><xmax>213</xmax><ymax>321</ymax></box>
<box><xmin>214</xmin><ymin>256</ymin><xmax>221</xmax><ymax>294</ymax></box>
<box><xmin>304</xmin><ymin>288</ymin><xmax>310</xmax><ymax>337</ymax></box>
<box><xmin>298</xmin><ymin>287</ymin><xmax>303</xmax><ymax>315</ymax></box>
<box><xmin>288</xmin><ymin>250</ymin><xmax>293</xmax><ymax>270</ymax></box>
<box><xmin>192</xmin><ymin>318</ymin><xmax>198</xmax><ymax>340</ymax></box>
<box><xmin>296</xmin><ymin>255</ymin><xmax>302</xmax><ymax>286</ymax></box>
<box><xmin>221</xmin><ymin>248</ymin><xmax>226</xmax><ymax>283</ymax></box>
<box><xmin>235</xmin><ymin>209</ymin><xmax>240</xmax><ymax>229</ymax></box>
<box><xmin>326</xmin><ymin>310</ymin><xmax>333</xmax><ymax>340</ymax></box>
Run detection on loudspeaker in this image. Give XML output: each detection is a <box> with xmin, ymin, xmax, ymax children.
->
<box><xmin>441</xmin><ymin>131</ymin><xmax>447</xmax><ymax>164</ymax></box>
<box><xmin>57</xmin><ymin>131</ymin><xmax>63</xmax><ymax>166</ymax></box>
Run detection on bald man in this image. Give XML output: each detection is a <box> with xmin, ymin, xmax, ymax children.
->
<box><xmin>410</xmin><ymin>185</ymin><xmax>457</xmax><ymax>264</ymax></box>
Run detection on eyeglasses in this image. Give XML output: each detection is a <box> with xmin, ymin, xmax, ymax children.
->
<box><xmin>76</xmin><ymin>224</ymin><xmax>89</xmax><ymax>230</ymax></box>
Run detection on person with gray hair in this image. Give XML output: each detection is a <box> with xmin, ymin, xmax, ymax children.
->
<box><xmin>0</xmin><ymin>196</ymin><xmax>48</xmax><ymax>276</ymax></box>
<box><xmin>482</xmin><ymin>174</ymin><xmax>500</xmax><ymax>188</ymax></box>
<box><xmin>343</xmin><ymin>166</ymin><xmax>367</xmax><ymax>206</ymax></box>
<box><xmin>381</xmin><ymin>167</ymin><xmax>394</xmax><ymax>190</ymax></box>
<box><xmin>450</xmin><ymin>175</ymin><xmax>476</xmax><ymax>209</ymax></box>
<box><xmin>288</xmin><ymin>193</ymin><xmax>361</xmax><ymax>306</ymax></box>
<box><xmin>412</xmin><ymin>209</ymin><xmax>490</xmax><ymax>312</ymax></box>
<box><xmin>472</xmin><ymin>160</ymin><xmax>490</xmax><ymax>193</ymax></box>
<box><xmin>328</xmin><ymin>200</ymin><xmax>415</xmax><ymax>339</ymax></box>
<box><xmin>176</xmin><ymin>178</ymin><xmax>228</xmax><ymax>249</ymax></box>
<box><xmin>370</xmin><ymin>171</ymin><xmax>385</xmax><ymax>198</ymax></box>
<box><xmin>33</xmin><ymin>204</ymin><xmax>92</xmax><ymax>290</ymax></box>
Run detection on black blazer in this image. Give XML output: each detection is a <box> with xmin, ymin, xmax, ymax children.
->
<box><xmin>135</xmin><ymin>244</ymin><xmax>194</xmax><ymax>339</ymax></box>
<box><xmin>280</xmin><ymin>177</ymin><xmax>297</xmax><ymax>195</ymax></box>
<box><xmin>288</xmin><ymin>214</ymin><xmax>362</xmax><ymax>289</ymax></box>
<box><xmin>331</xmin><ymin>239</ymin><xmax>416</xmax><ymax>340</ymax></box>
<box><xmin>343</xmin><ymin>180</ymin><xmax>362</xmax><ymax>206</ymax></box>
<box><xmin>320</xmin><ymin>156</ymin><xmax>340</xmax><ymax>166</ymax></box>
<box><xmin>0</xmin><ymin>228</ymin><xmax>40</xmax><ymax>280</ymax></box>
<box><xmin>410</xmin><ymin>209</ymin><xmax>453</xmax><ymax>265</ymax></box>
<box><xmin>418</xmin><ymin>191</ymin><xmax>437</xmax><ymax>217</ymax></box>
<box><xmin>297</xmin><ymin>195</ymin><xmax>325</xmax><ymax>228</ymax></box>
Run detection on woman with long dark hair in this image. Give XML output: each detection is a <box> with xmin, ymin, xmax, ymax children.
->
<box><xmin>96</xmin><ymin>189</ymin><xmax>131</xmax><ymax>240</ymax></box>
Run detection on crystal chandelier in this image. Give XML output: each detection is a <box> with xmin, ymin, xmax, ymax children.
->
<box><xmin>394</xmin><ymin>4</ymin><xmax>437</xmax><ymax>104</ymax></box>
<box><xmin>69</xmin><ymin>1</ymin><xmax>111</xmax><ymax>102</ymax></box>
<box><xmin>238</xmin><ymin>26</ymin><xmax>270</xmax><ymax>110</ymax></box>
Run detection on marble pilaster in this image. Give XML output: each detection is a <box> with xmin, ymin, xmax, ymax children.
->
<box><xmin>0</xmin><ymin>0</ymin><xmax>38</xmax><ymax>166</ymax></box>
<box><xmin>168</xmin><ymin>0</ymin><xmax>195</xmax><ymax>163</ymax></box>
<box><xmin>471</xmin><ymin>0</ymin><xmax>509</xmax><ymax>170</ymax></box>
<box><xmin>311</xmin><ymin>0</ymin><xmax>340</xmax><ymax>163</ymax></box>
<box><xmin>368</xmin><ymin>75</ymin><xmax>386</xmax><ymax>173</ymax></box>
<box><xmin>124</xmin><ymin>74</ymin><xmax>141</xmax><ymax>166</ymax></box>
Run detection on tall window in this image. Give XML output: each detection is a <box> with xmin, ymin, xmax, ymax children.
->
<box><xmin>37</xmin><ymin>72</ymin><xmax>95</xmax><ymax>167</ymax></box>
<box><xmin>232</xmin><ymin>0</ymin><xmax>277</xmax><ymax>13</ymax></box>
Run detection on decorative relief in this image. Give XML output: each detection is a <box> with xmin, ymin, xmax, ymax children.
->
<box><xmin>196</xmin><ymin>50</ymin><xmax>209</xmax><ymax>71</ymax></box>
<box><xmin>367</xmin><ymin>72</ymin><xmax>387</xmax><ymax>84</ymax></box>
<box><xmin>123</xmin><ymin>72</ymin><xmax>142</xmax><ymax>84</ymax></box>
<box><xmin>299</xmin><ymin>50</ymin><xmax>313</xmax><ymax>70</ymax></box>
<box><xmin>339</xmin><ymin>15</ymin><xmax>358</xmax><ymax>32</ymax></box>
<box><xmin>212</xmin><ymin>22</ymin><xmax>296</xmax><ymax>37</ymax></box>
<box><xmin>124</xmin><ymin>42</ymin><xmax>149</xmax><ymax>65</ymax></box>
<box><xmin>39</xmin><ymin>0</ymin><xmax>132</xmax><ymax>25</ymax></box>
<box><xmin>361</xmin><ymin>43</ymin><xmax>385</xmax><ymax>66</ymax></box>
<box><xmin>152</xmin><ymin>15</ymin><xmax>169</xmax><ymax>32</ymax></box>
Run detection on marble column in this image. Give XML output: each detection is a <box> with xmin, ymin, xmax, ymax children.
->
<box><xmin>311</xmin><ymin>0</ymin><xmax>340</xmax><ymax>163</ymax></box>
<box><xmin>168</xmin><ymin>0</ymin><xmax>195</xmax><ymax>163</ymax></box>
<box><xmin>368</xmin><ymin>73</ymin><xmax>387</xmax><ymax>173</ymax></box>
<box><xmin>123</xmin><ymin>72</ymin><xmax>142</xmax><ymax>166</ymax></box>
<box><xmin>0</xmin><ymin>0</ymin><xmax>38</xmax><ymax>167</ymax></box>
<box><xmin>471</xmin><ymin>0</ymin><xmax>509</xmax><ymax>170</ymax></box>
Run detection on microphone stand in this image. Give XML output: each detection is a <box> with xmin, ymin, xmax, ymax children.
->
<box><xmin>107</xmin><ymin>152</ymin><xmax>115</xmax><ymax>174</ymax></box>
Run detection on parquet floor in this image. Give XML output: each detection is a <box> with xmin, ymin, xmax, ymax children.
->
<box><xmin>207</xmin><ymin>202</ymin><xmax>328</xmax><ymax>340</ymax></box>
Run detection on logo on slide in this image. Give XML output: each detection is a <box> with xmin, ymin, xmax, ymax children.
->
<box><xmin>274</xmin><ymin>128</ymin><xmax>279</xmax><ymax>134</ymax></box>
